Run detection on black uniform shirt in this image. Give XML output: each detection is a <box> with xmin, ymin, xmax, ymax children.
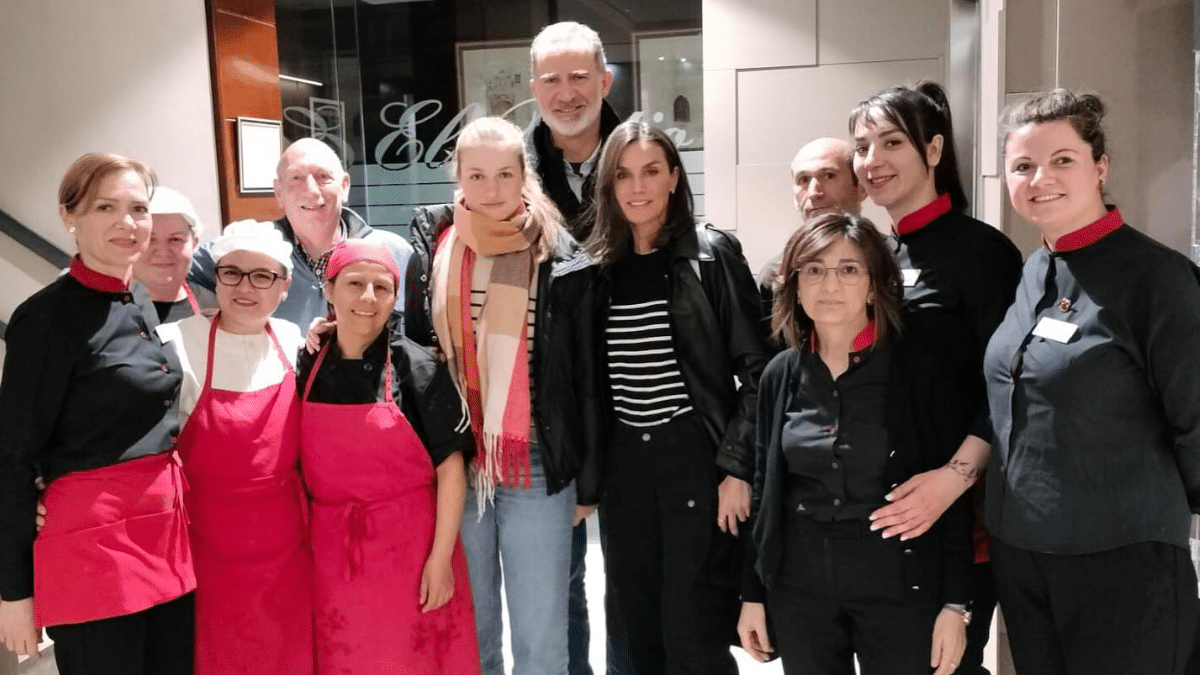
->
<box><xmin>152</xmin><ymin>282</ymin><xmax>215</xmax><ymax>323</ymax></box>
<box><xmin>894</xmin><ymin>194</ymin><xmax>1023</xmax><ymax>442</ymax></box>
<box><xmin>297</xmin><ymin>330</ymin><xmax>473</xmax><ymax>467</ymax></box>
<box><xmin>985</xmin><ymin>208</ymin><xmax>1200</xmax><ymax>554</ymax></box>
<box><xmin>781</xmin><ymin>324</ymin><xmax>890</xmax><ymax>521</ymax></box>
<box><xmin>0</xmin><ymin>258</ymin><xmax>183</xmax><ymax>600</ymax></box>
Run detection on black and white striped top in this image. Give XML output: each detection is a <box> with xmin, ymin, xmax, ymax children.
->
<box><xmin>606</xmin><ymin>249</ymin><xmax>692</xmax><ymax>427</ymax></box>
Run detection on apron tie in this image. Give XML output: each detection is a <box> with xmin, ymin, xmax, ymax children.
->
<box><xmin>168</xmin><ymin>451</ymin><xmax>190</xmax><ymax>526</ymax></box>
<box><xmin>341</xmin><ymin>502</ymin><xmax>374</xmax><ymax>582</ymax></box>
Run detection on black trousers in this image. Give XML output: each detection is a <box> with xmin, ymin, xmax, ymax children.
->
<box><xmin>601</xmin><ymin>416</ymin><xmax>738</xmax><ymax>675</ymax></box>
<box><xmin>992</xmin><ymin>538</ymin><xmax>1198</xmax><ymax>675</ymax></box>
<box><xmin>765</xmin><ymin>514</ymin><xmax>942</xmax><ymax>675</ymax></box>
<box><xmin>48</xmin><ymin>592</ymin><xmax>195</xmax><ymax>675</ymax></box>
<box><xmin>958</xmin><ymin>562</ymin><xmax>997</xmax><ymax>675</ymax></box>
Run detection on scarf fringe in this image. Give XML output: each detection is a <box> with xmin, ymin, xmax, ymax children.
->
<box><xmin>469</xmin><ymin>431</ymin><xmax>533</xmax><ymax>519</ymax></box>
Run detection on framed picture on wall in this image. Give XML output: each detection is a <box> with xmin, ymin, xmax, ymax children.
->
<box><xmin>236</xmin><ymin>117</ymin><xmax>282</xmax><ymax>194</ymax></box>
<box><xmin>633</xmin><ymin>30</ymin><xmax>704</xmax><ymax>150</ymax></box>
<box><xmin>456</xmin><ymin>39</ymin><xmax>537</xmax><ymax>130</ymax></box>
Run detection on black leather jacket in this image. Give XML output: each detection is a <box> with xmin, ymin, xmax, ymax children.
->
<box><xmin>404</xmin><ymin>205</ymin><xmax>603</xmax><ymax>505</ymax></box>
<box><xmin>594</xmin><ymin>223</ymin><xmax>770</xmax><ymax>481</ymax></box>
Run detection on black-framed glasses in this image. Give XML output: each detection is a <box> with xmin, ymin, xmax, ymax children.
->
<box><xmin>797</xmin><ymin>262</ymin><xmax>866</xmax><ymax>286</ymax></box>
<box><xmin>215</xmin><ymin>265</ymin><xmax>284</xmax><ymax>289</ymax></box>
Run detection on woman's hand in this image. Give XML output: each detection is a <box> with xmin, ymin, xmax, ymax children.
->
<box><xmin>34</xmin><ymin>502</ymin><xmax>46</xmax><ymax>531</ymax></box>
<box><xmin>304</xmin><ymin>317</ymin><xmax>336</xmax><ymax>354</ymax></box>
<box><xmin>0</xmin><ymin>598</ymin><xmax>40</xmax><ymax>658</ymax></box>
<box><xmin>736</xmin><ymin>601</ymin><xmax>773</xmax><ymax>662</ymax></box>
<box><xmin>717</xmin><ymin>476</ymin><xmax>751</xmax><ymax>536</ymax></box>
<box><xmin>930</xmin><ymin>607</ymin><xmax>967</xmax><ymax>675</ymax></box>
<box><xmin>419</xmin><ymin>553</ymin><xmax>454</xmax><ymax>613</ymax></box>
<box><xmin>868</xmin><ymin>466</ymin><xmax>963</xmax><ymax>540</ymax></box>
<box><xmin>573</xmin><ymin>504</ymin><xmax>596</xmax><ymax>527</ymax></box>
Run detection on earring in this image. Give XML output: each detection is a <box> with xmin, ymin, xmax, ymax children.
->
<box><xmin>68</xmin><ymin>226</ymin><xmax>75</xmax><ymax>233</ymax></box>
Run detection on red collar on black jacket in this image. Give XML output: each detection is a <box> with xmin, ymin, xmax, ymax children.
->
<box><xmin>69</xmin><ymin>256</ymin><xmax>129</xmax><ymax>293</ymax></box>
<box><xmin>1049</xmin><ymin>206</ymin><xmax>1124</xmax><ymax>253</ymax></box>
<box><xmin>895</xmin><ymin>194</ymin><xmax>952</xmax><ymax>236</ymax></box>
<box><xmin>810</xmin><ymin>322</ymin><xmax>876</xmax><ymax>354</ymax></box>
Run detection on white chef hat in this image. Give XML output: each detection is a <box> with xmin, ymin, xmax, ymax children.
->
<box><xmin>211</xmin><ymin>220</ymin><xmax>294</xmax><ymax>274</ymax></box>
<box><xmin>148</xmin><ymin>186</ymin><xmax>203</xmax><ymax>239</ymax></box>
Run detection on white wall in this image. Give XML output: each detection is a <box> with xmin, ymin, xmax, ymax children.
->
<box><xmin>986</xmin><ymin>0</ymin><xmax>1193</xmax><ymax>256</ymax></box>
<box><xmin>703</xmin><ymin>0</ymin><xmax>948</xmax><ymax>273</ymax></box>
<box><xmin>0</xmin><ymin>0</ymin><xmax>221</xmax><ymax>321</ymax></box>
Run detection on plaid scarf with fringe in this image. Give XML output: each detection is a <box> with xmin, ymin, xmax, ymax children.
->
<box><xmin>431</xmin><ymin>201</ymin><xmax>540</xmax><ymax>507</ymax></box>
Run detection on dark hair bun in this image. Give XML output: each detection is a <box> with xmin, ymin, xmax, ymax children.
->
<box><xmin>1075</xmin><ymin>92</ymin><xmax>1106</xmax><ymax>119</ymax></box>
<box><xmin>915</xmin><ymin>80</ymin><xmax>951</xmax><ymax>117</ymax></box>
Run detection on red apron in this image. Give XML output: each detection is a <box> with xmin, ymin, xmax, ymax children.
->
<box><xmin>34</xmin><ymin>452</ymin><xmax>194</xmax><ymax>627</ymax></box>
<box><xmin>301</xmin><ymin>343</ymin><xmax>480</xmax><ymax>675</ymax></box>
<box><xmin>176</xmin><ymin>316</ymin><xmax>314</xmax><ymax>675</ymax></box>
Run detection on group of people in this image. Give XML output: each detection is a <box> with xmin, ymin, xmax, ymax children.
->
<box><xmin>0</xmin><ymin>18</ymin><xmax>1197</xmax><ymax>675</ymax></box>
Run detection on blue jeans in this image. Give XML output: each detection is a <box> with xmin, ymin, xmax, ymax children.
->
<box><xmin>461</xmin><ymin>453</ymin><xmax>575</xmax><ymax>675</ymax></box>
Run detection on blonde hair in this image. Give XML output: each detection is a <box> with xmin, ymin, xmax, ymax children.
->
<box><xmin>452</xmin><ymin>116</ymin><xmax>562</xmax><ymax>261</ymax></box>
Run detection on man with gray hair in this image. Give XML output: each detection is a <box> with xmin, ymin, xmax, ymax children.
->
<box><xmin>526</xmin><ymin>21</ymin><xmax>622</xmax><ymax>243</ymax></box>
<box><xmin>527</xmin><ymin>20</ymin><xmax>627</xmax><ymax>675</ymax></box>
<box><xmin>189</xmin><ymin>138</ymin><xmax>413</xmax><ymax>330</ymax></box>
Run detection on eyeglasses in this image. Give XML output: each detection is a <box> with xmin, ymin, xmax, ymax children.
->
<box><xmin>797</xmin><ymin>262</ymin><xmax>866</xmax><ymax>286</ymax></box>
<box><xmin>215</xmin><ymin>265</ymin><xmax>284</xmax><ymax>289</ymax></box>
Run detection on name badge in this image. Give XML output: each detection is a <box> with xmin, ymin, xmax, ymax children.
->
<box><xmin>1032</xmin><ymin>317</ymin><xmax>1078</xmax><ymax>343</ymax></box>
<box><xmin>901</xmin><ymin>269</ymin><xmax>920</xmax><ymax>287</ymax></box>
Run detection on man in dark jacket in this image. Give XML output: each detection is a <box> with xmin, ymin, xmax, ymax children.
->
<box><xmin>525</xmin><ymin>21</ymin><xmax>624</xmax><ymax>675</ymax></box>
<box><xmin>525</xmin><ymin>22</ymin><xmax>622</xmax><ymax>245</ymax></box>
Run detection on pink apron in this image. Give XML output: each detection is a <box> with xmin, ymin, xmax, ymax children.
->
<box><xmin>34</xmin><ymin>450</ymin><xmax>195</xmax><ymax>627</ymax></box>
<box><xmin>301</xmin><ymin>342</ymin><xmax>480</xmax><ymax>675</ymax></box>
<box><xmin>176</xmin><ymin>316</ymin><xmax>314</xmax><ymax>674</ymax></box>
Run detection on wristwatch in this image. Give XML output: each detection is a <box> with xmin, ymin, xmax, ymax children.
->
<box><xmin>942</xmin><ymin>603</ymin><xmax>972</xmax><ymax>626</ymax></box>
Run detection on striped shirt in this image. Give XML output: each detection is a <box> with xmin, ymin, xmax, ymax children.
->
<box><xmin>471</xmin><ymin>257</ymin><xmax>538</xmax><ymax>441</ymax></box>
<box><xmin>606</xmin><ymin>249</ymin><xmax>692</xmax><ymax>427</ymax></box>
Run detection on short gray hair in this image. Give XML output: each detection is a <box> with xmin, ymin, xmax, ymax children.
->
<box><xmin>530</xmin><ymin>21</ymin><xmax>606</xmax><ymax>74</ymax></box>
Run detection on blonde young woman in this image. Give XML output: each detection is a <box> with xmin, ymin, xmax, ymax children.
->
<box><xmin>420</xmin><ymin>116</ymin><xmax>600</xmax><ymax>675</ymax></box>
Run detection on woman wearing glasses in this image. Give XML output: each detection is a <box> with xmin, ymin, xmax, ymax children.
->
<box><xmin>737</xmin><ymin>213</ymin><xmax>972</xmax><ymax>675</ymax></box>
<box><xmin>156</xmin><ymin>220</ymin><xmax>313</xmax><ymax>675</ymax></box>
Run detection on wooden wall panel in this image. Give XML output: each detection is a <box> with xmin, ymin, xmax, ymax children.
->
<box><xmin>207</xmin><ymin>0</ymin><xmax>284</xmax><ymax>226</ymax></box>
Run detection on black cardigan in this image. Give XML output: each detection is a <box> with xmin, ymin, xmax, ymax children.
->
<box><xmin>745</xmin><ymin>329</ymin><xmax>973</xmax><ymax>605</ymax></box>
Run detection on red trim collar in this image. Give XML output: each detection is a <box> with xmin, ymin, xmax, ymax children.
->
<box><xmin>69</xmin><ymin>256</ymin><xmax>130</xmax><ymax>293</ymax></box>
<box><xmin>1049</xmin><ymin>207</ymin><xmax>1123</xmax><ymax>253</ymax></box>
<box><xmin>810</xmin><ymin>321</ymin><xmax>876</xmax><ymax>354</ymax></box>
<box><xmin>852</xmin><ymin>322</ymin><xmax>876</xmax><ymax>352</ymax></box>
<box><xmin>895</xmin><ymin>193</ymin><xmax>952</xmax><ymax>236</ymax></box>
